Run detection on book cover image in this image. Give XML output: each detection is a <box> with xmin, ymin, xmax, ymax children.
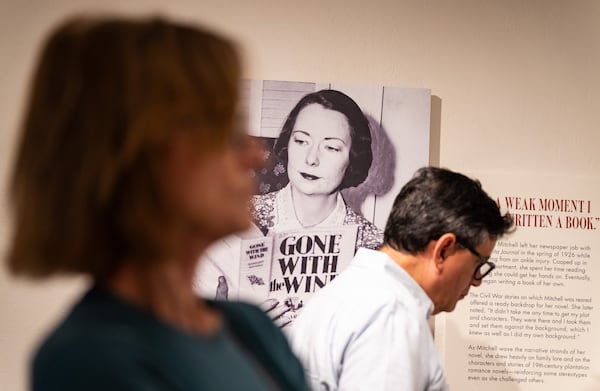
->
<box><xmin>262</xmin><ymin>225</ymin><xmax>358</xmax><ymax>322</ymax></box>
<box><xmin>238</xmin><ymin>235</ymin><xmax>273</xmax><ymax>303</ymax></box>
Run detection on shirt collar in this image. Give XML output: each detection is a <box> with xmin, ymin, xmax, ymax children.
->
<box><xmin>273</xmin><ymin>183</ymin><xmax>346</xmax><ymax>230</ymax></box>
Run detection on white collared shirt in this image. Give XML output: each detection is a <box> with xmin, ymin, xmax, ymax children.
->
<box><xmin>289</xmin><ymin>248</ymin><xmax>448</xmax><ymax>391</ymax></box>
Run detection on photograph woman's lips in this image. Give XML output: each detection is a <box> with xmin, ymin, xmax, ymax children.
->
<box><xmin>300</xmin><ymin>172</ymin><xmax>320</xmax><ymax>180</ymax></box>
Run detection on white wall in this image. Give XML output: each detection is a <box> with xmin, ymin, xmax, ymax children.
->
<box><xmin>1</xmin><ymin>1</ymin><xmax>599</xmax><ymax>390</ymax></box>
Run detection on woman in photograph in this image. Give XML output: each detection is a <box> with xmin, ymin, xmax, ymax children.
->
<box><xmin>252</xmin><ymin>89</ymin><xmax>383</xmax><ymax>250</ymax></box>
<box><xmin>7</xmin><ymin>16</ymin><xmax>310</xmax><ymax>390</ymax></box>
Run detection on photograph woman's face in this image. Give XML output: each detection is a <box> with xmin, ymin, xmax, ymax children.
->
<box><xmin>287</xmin><ymin>104</ymin><xmax>351</xmax><ymax>196</ymax></box>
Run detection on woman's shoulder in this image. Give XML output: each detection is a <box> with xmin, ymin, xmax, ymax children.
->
<box><xmin>251</xmin><ymin>191</ymin><xmax>276</xmax><ymax>206</ymax></box>
<box><xmin>210</xmin><ymin>300</ymin><xmax>311</xmax><ymax>390</ymax></box>
<box><xmin>212</xmin><ymin>300</ymin><xmax>270</xmax><ymax>326</ymax></box>
<box><xmin>32</xmin><ymin>290</ymin><xmax>151</xmax><ymax>389</ymax></box>
<box><xmin>251</xmin><ymin>191</ymin><xmax>278</xmax><ymax>233</ymax></box>
<box><xmin>343</xmin><ymin>205</ymin><xmax>380</xmax><ymax>232</ymax></box>
<box><xmin>210</xmin><ymin>300</ymin><xmax>285</xmax><ymax>344</ymax></box>
<box><xmin>344</xmin><ymin>206</ymin><xmax>384</xmax><ymax>250</ymax></box>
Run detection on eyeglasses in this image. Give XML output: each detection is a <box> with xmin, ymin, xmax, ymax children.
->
<box><xmin>458</xmin><ymin>242</ymin><xmax>495</xmax><ymax>281</ymax></box>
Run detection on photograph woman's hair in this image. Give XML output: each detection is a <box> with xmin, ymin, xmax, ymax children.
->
<box><xmin>273</xmin><ymin>89</ymin><xmax>373</xmax><ymax>189</ymax></box>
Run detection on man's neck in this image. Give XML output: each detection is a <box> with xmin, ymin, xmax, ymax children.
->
<box><xmin>380</xmin><ymin>244</ymin><xmax>435</xmax><ymax>298</ymax></box>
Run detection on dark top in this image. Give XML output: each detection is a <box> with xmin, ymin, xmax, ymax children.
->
<box><xmin>32</xmin><ymin>286</ymin><xmax>310</xmax><ymax>391</ymax></box>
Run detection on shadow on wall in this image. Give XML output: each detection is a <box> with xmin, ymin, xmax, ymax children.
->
<box><xmin>342</xmin><ymin>114</ymin><xmax>396</xmax><ymax>214</ymax></box>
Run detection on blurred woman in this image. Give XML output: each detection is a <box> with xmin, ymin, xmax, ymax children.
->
<box><xmin>252</xmin><ymin>89</ymin><xmax>383</xmax><ymax>249</ymax></box>
<box><xmin>7</xmin><ymin>16</ymin><xmax>310</xmax><ymax>390</ymax></box>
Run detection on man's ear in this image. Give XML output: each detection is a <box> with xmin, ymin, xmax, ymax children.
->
<box><xmin>433</xmin><ymin>233</ymin><xmax>458</xmax><ymax>271</ymax></box>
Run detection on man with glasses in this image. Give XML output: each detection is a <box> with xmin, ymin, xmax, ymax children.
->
<box><xmin>289</xmin><ymin>166</ymin><xmax>514</xmax><ymax>391</ymax></box>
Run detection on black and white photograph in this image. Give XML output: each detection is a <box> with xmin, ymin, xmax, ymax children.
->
<box><xmin>194</xmin><ymin>79</ymin><xmax>431</xmax><ymax>325</ymax></box>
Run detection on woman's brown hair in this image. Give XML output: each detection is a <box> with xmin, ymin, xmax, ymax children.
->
<box><xmin>8</xmin><ymin>16</ymin><xmax>241</xmax><ymax>280</ymax></box>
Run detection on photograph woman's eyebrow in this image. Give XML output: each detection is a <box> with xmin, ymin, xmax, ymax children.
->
<box><xmin>291</xmin><ymin>130</ymin><xmax>348</xmax><ymax>143</ymax></box>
